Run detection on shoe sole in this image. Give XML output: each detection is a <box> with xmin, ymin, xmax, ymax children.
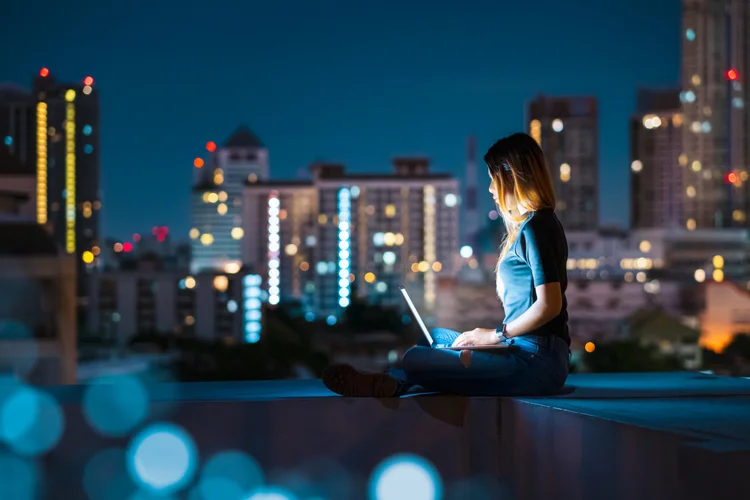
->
<box><xmin>322</xmin><ymin>364</ymin><xmax>399</xmax><ymax>398</ymax></box>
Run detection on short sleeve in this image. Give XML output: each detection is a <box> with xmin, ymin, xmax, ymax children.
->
<box><xmin>521</xmin><ymin>218</ymin><xmax>561</xmax><ymax>286</ymax></box>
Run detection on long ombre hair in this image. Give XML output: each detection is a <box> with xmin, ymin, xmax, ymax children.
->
<box><xmin>485</xmin><ymin>133</ymin><xmax>556</xmax><ymax>292</ymax></box>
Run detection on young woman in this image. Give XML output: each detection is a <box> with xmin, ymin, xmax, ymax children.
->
<box><xmin>322</xmin><ymin>132</ymin><xmax>570</xmax><ymax>397</ymax></box>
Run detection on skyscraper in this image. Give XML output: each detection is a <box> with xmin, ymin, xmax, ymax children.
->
<box><xmin>528</xmin><ymin>95</ymin><xmax>599</xmax><ymax>230</ymax></box>
<box><xmin>191</xmin><ymin>125</ymin><xmax>269</xmax><ymax>273</ymax></box>
<box><xmin>630</xmin><ymin>89</ymin><xmax>684</xmax><ymax>229</ymax></box>
<box><xmin>243</xmin><ymin>159</ymin><xmax>460</xmax><ymax>321</ymax></box>
<box><xmin>681</xmin><ymin>0</ymin><xmax>749</xmax><ymax>228</ymax></box>
<box><xmin>0</xmin><ymin>83</ymin><xmax>36</xmax><ymax>173</ymax></box>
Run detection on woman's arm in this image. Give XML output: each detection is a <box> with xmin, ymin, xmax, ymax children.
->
<box><xmin>504</xmin><ymin>282</ymin><xmax>562</xmax><ymax>337</ymax></box>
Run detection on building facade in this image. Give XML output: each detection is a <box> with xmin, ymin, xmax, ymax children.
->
<box><xmin>630</xmin><ymin>89</ymin><xmax>684</xmax><ymax>229</ymax></box>
<box><xmin>681</xmin><ymin>0</ymin><xmax>749</xmax><ymax>228</ymax></box>
<box><xmin>528</xmin><ymin>95</ymin><xmax>599</xmax><ymax>230</ymax></box>
<box><xmin>0</xmin><ymin>83</ymin><xmax>36</xmax><ymax>173</ymax></box>
<box><xmin>242</xmin><ymin>159</ymin><xmax>460</xmax><ymax>320</ymax></box>
<box><xmin>191</xmin><ymin>125</ymin><xmax>269</xmax><ymax>273</ymax></box>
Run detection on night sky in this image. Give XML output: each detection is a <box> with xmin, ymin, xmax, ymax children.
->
<box><xmin>2</xmin><ymin>0</ymin><xmax>681</xmax><ymax>241</ymax></box>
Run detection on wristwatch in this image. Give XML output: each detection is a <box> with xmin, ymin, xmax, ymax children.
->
<box><xmin>496</xmin><ymin>324</ymin><xmax>509</xmax><ymax>343</ymax></box>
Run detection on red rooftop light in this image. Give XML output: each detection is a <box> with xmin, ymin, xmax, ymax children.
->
<box><xmin>84</xmin><ymin>76</ymin><xmax>94</xmax><ymax>86</ymax></box>
<box><xmin>206</xmin><ymin>141</ymin><xmax>217</xmax><ymax>152</ymax></box>
<box><xmin>123</xmin><ymin>242</ymin><xmax>133</xmax><ymax>253</ymax></box>
<box><xmin>133</xmin><ymin>233</ymin><xmax>141</xmax><ymax>242</ymax></box>
<box><xmin>726</xmin><ymin>69</ymin><xmax>739</xmax><ymax>81</ymax></box>
<box><xmin>40</xmin><ymin>68</ymin><xmax>50</xmax><ymax>77</ymax></box>
<box><xmin>726</xmin><ymin>172</ymin><xmax>738</xmax><ymax>184</ymax></box>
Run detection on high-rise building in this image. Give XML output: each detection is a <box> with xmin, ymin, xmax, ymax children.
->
<box><xmin>681</xmin><ymin>0</ymin><xmax>749</xmax><ymax>228</ymax></box>
<box><xmin>0</xmin><ymin>83</ymin><xmax>36</xmax><ymax>173</ymax></box>
<box><xmin>243</xmin><ymin>159</ymin><xmax>460</xmax><ymax>320</ymax></box>
<box><xmin>630</xmin><ymin>89</ymin><xmax>684</xmax><ymax>229</ymax></box>
<box><xmin>528</xmin><ymin>95</ymin><xmax>599</xmax><ymax>230</ymax></box>
<box><xmin>191</xmin><ymin>125</ymin><xmax>269</xmax><ymax>273</ymax></box>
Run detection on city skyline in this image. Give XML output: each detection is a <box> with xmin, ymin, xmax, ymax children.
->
<box><xmin>2</xmin><ymin>0</ymin><xmax>682</xmax><ymax>240</ymax></box>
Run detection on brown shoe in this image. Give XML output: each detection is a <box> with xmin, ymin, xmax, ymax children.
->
<box><xmin>322</xmin><ymin>364</ymin><xmax>400</xmax><ymax>397</ymax></box>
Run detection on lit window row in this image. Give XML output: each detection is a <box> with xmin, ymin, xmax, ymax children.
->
<box><xmin>36</xmin><ymin>102</ymin><xmax>48</xmax><ymax>224</ymax></box>
<box><xmin>566</xmin><ymin>259</ymin><xmax>598</xmax><ymax>270</ymax></box>
<box><xmin>243</xmin><ymin>274</ymin><xmax>262</xmax><ymax>343</ymax></box>
<box><xmin>65</xmin><ymin>102</ymin><xmax>76</xmax><ymax>254</ymax></box>
<box><xmin>373</xmin><ymin>232</ymin><xmax>405</xmax><ymax>247</ymax></box>
<box><xmin>338</xmin><ymin>188</ymin><xmax>351</xmax><ymax>308</ymax></box>
<box><xmin>424</xmin><ymin>185</ymin><xmax>436</xmax><ymax>305</ymax></box>
<box><xmin>267</xmin><ymin>193</ymin><xmax>281</xmax><ymax>305</ymax></box>
<box><xmin>689</xmin><ymin>121</ymin><xmax>711</xmax><ymax>134</ymax></box>
<box><xmin>529</xmin><ymin>119</ymin><xmax>542</xmax><ymax>145</ymax></box>
<box><xmin>560</xmin><ymin>163</ymin><xmax>571</xmax><ymax>183</ymax></box>
<box><xmin>620</xmin><ymin>258</ymin><xmax>653</xmax><ymax>270</ymax></box>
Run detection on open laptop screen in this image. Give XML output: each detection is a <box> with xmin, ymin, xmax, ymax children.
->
<box><xmin>398</xmin><ymin>285</ymin><xmax>434</xmax><ymax>345</ymax></box>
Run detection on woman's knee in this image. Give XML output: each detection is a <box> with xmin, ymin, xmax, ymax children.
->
<box><xmin>402</xmin><ymin>346</ymin><xmax>432</xmax><ymax>372</ymax></box>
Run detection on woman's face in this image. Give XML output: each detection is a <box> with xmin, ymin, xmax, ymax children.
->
<box><xmin>488</xmin><ymin>170</ymin><xmax>518</xmax><ymax>212</ymax></box>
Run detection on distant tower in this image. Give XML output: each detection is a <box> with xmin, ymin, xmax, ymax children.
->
<box><xmin>465</xmin><ymin>135</ymin><xmax>479</xmax><ymax>250</ymax></box>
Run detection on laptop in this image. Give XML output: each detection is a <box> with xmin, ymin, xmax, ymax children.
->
<box><xmin>398</xmin><ymin>286</ymin><xmax>510</xmax><ymax>351</ymax></box>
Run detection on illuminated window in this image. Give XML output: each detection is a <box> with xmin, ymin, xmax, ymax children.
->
<box><xmin>285</xmin><ymin>244</ymin><xmax>298</xmax><ymax>256</ymax></box>
<box><xmin>691</xmin><ymin>160</ymin><xmax>702</xmax><ymax>172</ymax></box>
<box><xmin>82</xmin><ymin>125</ymin><xmax>92</xmax><ymax>136</ymax></box>
<box><xmin>686</xmin><ymin>186</ymin><xmax>696</xmax><ymax>198</ymax></box>
<box><xmin>686</xmin><ymin>28</ymin><xmax>695</xmax><ymax>41</ymax></box>
<box><xmin>82</xmin><ymin>251</ymin><xmax>94</xmax><ymax>264</ymax></box>
<box><xmin>559</xmin><ymin>163</ymin><xmax>571</xmax><ymax>182</ymax></box>
<box><xmin>530</xmin><ymin>119</ymin><xmax>542</xmax><ymax>145</ymax></box>
<box><xmin>552</xmin><ymin>119</ymin><xmax>563</xmax><ymax>132</ymax></box>
<box><xmin>713</xmin><ymin>255</ymin><xmax>724</xmax><ymax>269</ymax></box>
<box><xmin>639</xmin><ymin>240</ymin><xmax>651</xmax><ymax>253</ymax></box>
<box><xmin>200</xmin><ymin>233</ymin><xmax>214</xmax><ymax>245</ymax></box>
<box><xmin>686</xmin><ymin>218</ymin><xmax>696</xmax><ymax>231</ymax></box>
<box><xmin>300</xmin><ymin>261</ymin><xmax>309</xmax><ymax>271</ymax></box>
<box><xmin>444</xmin><ymin>194</ymin><xmax>457</xmax><ymax>207</ymax></box>
<box><xmin>672</xmin><ymin>114</ymin><xmax>684</xmax><ymax>127</ymax></box>
<box><xmin>218</xmin><ymin>191</ymin><xmax>228</xmax><ymax>202</ymax></box>
<box><xmin>217</xmin><ymin>203</ymin><xmax>228</xmax><ymax>215</ymax></box>
<box><xmin>231</xmin><ymin>227</ymin><xmax>244</xmax><ymax>240</ymax></box>
<box><xmin>364</xmin><ymin>272</ymin><xmax>376</xmax><ymax>283</ymax></box>
<box><xmin>213</xmin><ymin>173</ymin><xmax>224</xmax><ymax>184</ymax></box>
<box><xmin>385</xmin><ymin>204</ymin><xmax>396</xmax><ymax>218</ymax></box>
<box><xmin>207</xmin><ymin>192</ymin><xmax>219</xmax><ymax>203</ymax></box>
<box><xmin>318</xmin><ymin>214</ymin><xmax>327</xmax><ymax>224</ymax></box>
<box><xmin>690</xmin><ymin>121</ymin><xmax>701</xmax><ymax>133</ymax></box>
<box><xmin>643</xmin><ymin>115</ymin><xmax>661</xmax><ymax>129</ymax></box>
<box><xmin>65</xmin><ymin>89</ymin><xmax>76</xmax><ymax>102</ymax></box>
<box><xmin>694</xmin><ymin>269</ymin><xmax>706</xmax><ymax>283</ymax></box>
<box><xmin>248</xmin><ymin>173</ymin><xmax>258</xmax><ymax>183</ymax></box>
<box><xmin>432</xmin><ymin>262</ymin><xmax>442</xmax><ymax>272</ymax></box>
<box><xmin>678</xmin><ymin>154</ymin><xmax>688</xmax><ymax>167</ymax></box>
<box><xmin>713</xmin><ymin>269</ymin><xmax>724</xmax><ymax>282</ymax></box>
<box><xmin>691</xmin><ymin>74</ymin><xmax>701</xmax><ymax>86</ymax></box>
<box><xmin>337</xmin><ymin>188</ymin><xmax>351</xmax><ymax>308</ymax></box>
<box><xmin>213</xmin><ymin>275</ymin><xmax>229</xmax><ymax>292</ymax></box>
<box><xmin>189</xmin><ymin>228</ymin><xmax>200</xmax><ymax>239</ymax></box>
<box><xmin>82</xmin><ymin>86</ymin><xmax>92</xmax><ymax>95</ymax></box>
<box><xmin>383</xmin><ymin>232</ymin><xmax>396</xmax><ymax>246</ymax></box>
<box><xmin>631</xmin><ymin>160</ymin><xmax>643</xmax><ymax>173</ymax></box>
<box><xmin>682</xmin><ymin>91</ymin><xmax>696</xmax><ymax>103</ymax></box>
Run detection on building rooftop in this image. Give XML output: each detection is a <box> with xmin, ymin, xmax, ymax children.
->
<box><xmin>27</xmin><ymin>371</ymin><xmax>750</xmax><ymax>499</ymax></box>
<box><xmin>224</xmin><ymin>124</ymin><xmax>264</xmax><ymax>149</ymax></box>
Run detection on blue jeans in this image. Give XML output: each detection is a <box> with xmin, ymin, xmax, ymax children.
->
<box><xmin>388</xmin><ymin>328</ymin><xmax>570</xmax><ymax>396</ymax></box>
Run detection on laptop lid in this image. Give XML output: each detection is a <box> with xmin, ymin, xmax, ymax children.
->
<box><xmin>398</xmin><ymin>285</ymin><xmax>434</xmax><ymax>345</ymax></box>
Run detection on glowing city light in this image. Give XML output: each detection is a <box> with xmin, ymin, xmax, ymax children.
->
<box><xmin>459</xmin><ymin>245</ymin><xmax>473</xmax><ymax>259</ymax></box>
<box><xmin>726</xmin><ymin>69</ymin><xmax>739</xmax><ymax>81</ymax></box>
<box><xmin>39</xmin><ymin>67</ymin><xmax>50</xmax><ymax>77</ymax></box>
<box><xmin>200</xmin><ymin>233</ymin><xmax>214</xmax><ymax>246</ymax></box>
<box><xmin>206</xmin><ymin>141</ymin><xmax>217</xmax><ymax>152</ymax></box>
<box><xmin>65</xmin><ymin>101</ymin><xmax>76</xmax><ymax>253</ymax></box>
<box><xmin>82</xmin><ymin>251</ymin><xmax>94</xmax><ymax>264</ymax></box>
<box><xmin>267</xmin><ymin>193</ymin><xmax>281</xmax><ymax>306</ymax></box>
<box><xmin>185</xmin><ymin>276</ymin><xmax>196</xmax><ymax>289</ymax></box>
<box><xmin>726</xmin><ymin>172</ymin><xmax>738</xmax><ymax>184</ymax></box>
<box><xmin>36</xmin><ymin>102</ymin><xmax>48</xmax><ymax>224</ymax></box>
<box><xmin>194</xmin><ymin>158</ymin><xmax>204</xmax><ymax>168</ymax></box>
<box><xmin>83</xmin><ymin>374</ymin><xmax>148</xmax><ymax>437</ymax></box>
<box><xmin>585</xmin><ymin>342</ymin><xmax>596</xmax><ymax>353</ymax></box>
<box><xmin>83</xmin><ymin>76</ymin><xmax>94</xmax><ymax>86</ymax></box>
<box><xmin>694</xmin><ymin>269</ymin><xmax>706</xmax><ymax>283</ymax></box>
<box><xmin>559</xmin><ymin>163</ymin><xmax>571</xmax><ymax>182</ymax></box>
<box><xmin>338</xmin><ymin>188</ymin><xmax>351</xmax><ymax>310</ymax></box>
<box><xmin>122</xmin><ymin>242</ymin><xmax>133</xmax><ymax>253</ymax></box>
<box><xmin>631</xmin><ymin>160</ymin><xmax>643</xmax><ymax>173</ymax></box>
<box><xmin>552</xmin><ymin>119</ymin><xmax>564</xmax><ymax>132</ymax></box>
<box><xmin>444</xmin><ymin>193</ymin><xmax>457</xmax><ymax>207</ymax></box>
<box><xmin>423</xmin><ymin>185</ymin><xmax>436</xmax><ymax>306</ymax></box>
<box><xmin>530</xmin><ymin>119</ymin><xmax>542</xmax><ymax>145</ymax></box>
<box><xmin>213</xmin><ymin>276</ymin><xmax>229</xmax><ymax>292</ymax></box>
<box><xmin>0</xmin><ymin>386</ymin><xmax>64</xmax><ymax>456</ymax></box>
<box><xmin>127</xmin><ymin>423</ymin><xmax>198</xmax><ymax>496</ymax></box>
<box><xmin>243</xmin><ymin>274</ymin><xmax>263</xmax><ymax>343</ymax></box>
<box><xmin>369</xmin><ymin>453</ymin><xmax>443</xmax><ymax>500</ymax></box>
<box><xmin>231</xmin><ymin>227</ymin><xmax>244</xmax><ymax>240</ymax></box>
<box><xmin>383</xmin><ymin>251</ymin><xmax>396</xmax><ymax>265</ymax></box>
<box><xmin>686</xmin><ymin>28</ymin><xmax>695</xmax><ymax>41</ymax></box>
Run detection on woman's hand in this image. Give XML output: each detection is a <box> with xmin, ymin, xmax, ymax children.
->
<box><xmin>452</xmin><ymin>328</ymin><xmax>500</xmax><ymax>347</ymax></box>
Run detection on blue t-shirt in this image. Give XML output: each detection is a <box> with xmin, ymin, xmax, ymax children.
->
<box><xmin>498</xmin><ymin>208</ymin><xmax>569</xmax><ymax>345</ymax></box>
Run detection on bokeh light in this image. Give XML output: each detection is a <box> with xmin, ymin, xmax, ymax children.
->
<box><xmin>369</xmin><ymin>453</ymin><xmax>442</xmax><ymax>500</ymax></box>
<box><xmin>123</xmin><ymin>242</ymin><xmax>133</xmax><ymax>252</ymax></box>
<box><xmin>206</xmin><ymin>141</ymin><xmax>217</xmax><ymax>152</ymax></box>
<box><xmin>39</xmin><ymin>67</ymin><xmax>50</xmax><ymax>77</ymax></box>
<box><xmin>0</xmin><ymin>451</ymin><xmax>39</xmax><ymax>500</ymax></box>
<box><xmin>244</xmin><ymin>487</ymin><xmax>297</xmax><ymax>500</ymax></box>
<box><xmin>83</xmin><ymin>374</ymin><xmax>149</xmax><ymax>437</ymax></box>
<box><xmin>198</xmin><ymin>450</ymin><xmax>264</xmax><ymax>500</ymax></box>
<box><xmin>459</xmin><ymin>246</ymin><xmax>473</xmax><ymax>259</ymax></box>
<box><xmin>194</xmin><ymin>158</ymin><xmax>205</xmax><ymax>168</ymax></box>
<box><xmin>127</xmin><ymin>423</ymin><xmax>198</xmax><ymax>496</ymax></box>
<box><xmin>0</xmin><ymin>385</ymin><xmax>64</xmax><ymax>456</ymax></box>
<box><xmin>585</xmin><ymin>342</ymin><xmax>596</xmax><ymax>353</ymax></box>
<box><xmin>83</xmin><ymin>448</ymin><xmax>138</xmax><ymax>500</ymax></box>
